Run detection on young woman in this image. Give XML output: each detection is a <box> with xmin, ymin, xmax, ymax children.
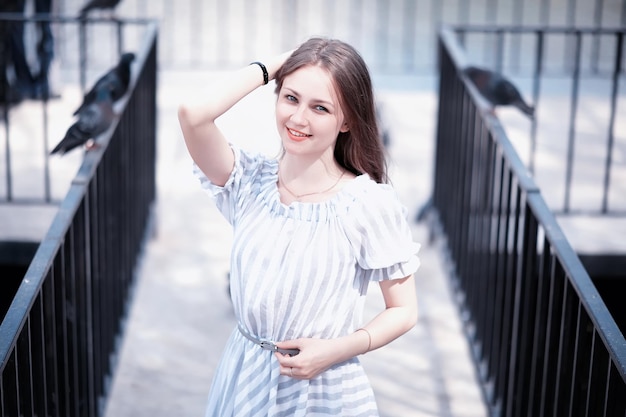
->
<box><xmin>178</xmin><ymin>37</ymin><xmax>420</xmax><ymax>416</ymax></box>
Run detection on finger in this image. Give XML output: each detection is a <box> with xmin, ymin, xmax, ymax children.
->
<box><xmin>274</xmin><ymin>341</ymin><xmax>300</xmax><ymax>351</ymax></box>
<box><xmin>280</xmin><ymin>365</ymin><xmax>296</xmax><ymax>378</ymax></box>
<box><xmin>274</xmin><ymin>351</ymin><xmax>295</xmax><ymax>365</ymax></box>
<box><xmin>274</xmin><ymin>341</ymin><xmax>301</xmax><ymax>357</ymax></box>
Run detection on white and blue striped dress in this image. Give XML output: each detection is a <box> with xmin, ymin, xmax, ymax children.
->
<box><xmin>195</xmin><ymin>144</ymin><xmax>421</xmax><ymax>417</ymax></box>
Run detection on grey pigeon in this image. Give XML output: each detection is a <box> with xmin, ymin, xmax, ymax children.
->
<box><xmin>79</xmin><ymin>0</ymin><xmax>122</xmax><ymax>17</ymax></box>
<box><xmin>463</xmin><ymin>66</ymin><xmax>535</xmax><ymax>118</ymax></box>
<box><xmin>73</xmin><ymin>52</ymin><xmax>135</xmax><ymax>116</ymax></box>
<box><xmin>51</xmin><ymin>87</ymin><xmax>115</xmax><ymax>155</ymax></box>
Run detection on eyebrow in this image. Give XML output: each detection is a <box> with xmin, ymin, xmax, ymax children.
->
<box><xmin>283</xmin><ymin>87</ymin><xmax>335</xmax><ymax>108</ymax></box>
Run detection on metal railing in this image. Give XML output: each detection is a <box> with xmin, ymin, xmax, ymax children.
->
<box><xmin>432</xmin><ymin>25</ymin><xmax>626</xmax><ymax>416</ymax></box>
<box><xmin>452</xmin><ymin>25</ymin><xmax>626</xmax><ymax>216</ymax></box>
<box><xmin>0</xmin><ymin>13</ymin><xmax>153</xmax><ymax>205</ymax></box>
<box><xmin>0</xmin><ymin>21</ymin><xmax>157</xmax><ymax>417</ymax></box>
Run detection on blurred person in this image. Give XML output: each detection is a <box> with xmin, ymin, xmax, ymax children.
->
<box><xmin>32</xmin><ymin>0</ymin><xmax>55</xmax><ymax>99</ymax></box>
<box><xmin>1</xmin><ymin>0</ymin><xmax>55</xmax><ymax>102</ymax></box>
<box><xmin>0</xmin><ymin>0</ymin><xmax>26</xmax><ymax>105</ymax></box>
<box><xmin>178</xmin><ymin>37</ymin><xmax>420</xmax><ymax>416</ymax></box>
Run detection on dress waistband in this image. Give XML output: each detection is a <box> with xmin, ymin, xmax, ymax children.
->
<box><xmin>237</xmin><ymin>324</ymin><xmax>300</xmax><ymax>356</ymax></box>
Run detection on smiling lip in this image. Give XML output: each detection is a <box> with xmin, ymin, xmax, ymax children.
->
<box><xmin>286</xmin><ymin>127</ymin><xmax>311</xmax><ymax>142</ymax></box>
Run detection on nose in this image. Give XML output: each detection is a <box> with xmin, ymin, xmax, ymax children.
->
<box><xmin>289</xmin><ymin>104</ymin><xmax>307</xmax><ymax>126</ymax></box>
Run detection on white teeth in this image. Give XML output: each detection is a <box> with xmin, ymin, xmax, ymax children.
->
<box><xmin>288</xmin><ymin>128</ymin><xmax>308</xmax><ymax>137</ymax></box>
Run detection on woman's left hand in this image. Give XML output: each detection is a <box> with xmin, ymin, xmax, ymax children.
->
<box><xmin>274</xmin><ymin>337</ymin><xmax>344</xmax><ymax>380</ymax></box>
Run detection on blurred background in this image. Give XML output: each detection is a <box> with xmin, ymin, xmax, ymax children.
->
<box><xmin>1</xmin><ymin>1</ymin><xmax>626</xmax><ymax>417</ymax></box>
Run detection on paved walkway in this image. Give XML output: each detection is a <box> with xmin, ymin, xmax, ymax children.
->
<box><xmin>101</xmin><ymin>71</ymin><xmax>487</xmax><ymax>417</ymax></box>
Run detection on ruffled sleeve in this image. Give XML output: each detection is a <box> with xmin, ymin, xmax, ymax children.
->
<box><xmin>192</xmin><ymin>143</ymin><xmax>268</xmax><ymax>226</ymax></box>
<box><xmin>341</xmin><ymin>176</ymin><xmax>421</xmax><ymax>282</ymax></box>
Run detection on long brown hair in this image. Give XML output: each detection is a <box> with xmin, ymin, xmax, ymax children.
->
<box><xmin>274</xmin><ymin>37</ymin><xmax>388</xmax><ymax>184</ymax></box>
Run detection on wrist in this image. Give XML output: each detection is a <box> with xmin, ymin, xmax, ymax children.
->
<box><xmin>262</xmin><ymin>50</ymin><xmax>296</xmax><ymax>82</ymax></box>
<box><xmin>356</xmin><ymin>328</ymin><xmax>372</xmax><ymax>354</ymax></box>
<box><xmin>249</xmin><ymin>61</ymin><xmax>268</xmax><ymax>85</ymax></box>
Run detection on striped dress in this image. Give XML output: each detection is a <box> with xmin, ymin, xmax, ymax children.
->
<box><xmin>195</xmin><ymin>144</ymin><xmax>421</xmax><ymax>417</ymax></box>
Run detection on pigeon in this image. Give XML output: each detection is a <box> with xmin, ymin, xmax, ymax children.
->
<box><xmin>51</xmin><ymin>86</ymin><xmax>115</xmax><ymax>155</ymax></box>
<box><xmin>79</xmin><ymin>0</ymin><xmax>122</xmax><ymax>17</ymax></box>
<box><xmin>73</xmin><ymin>52</ymin><xmax>135</xmax><ymax>116</ymax></box>
<box><xmin>463</xmin><ymin>66</ymin><xmax>535</xmax><ymax>118</ymax></box>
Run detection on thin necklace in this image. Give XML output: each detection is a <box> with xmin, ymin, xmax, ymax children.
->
<box><xmin>279</xmin><ymin>170</ymin><xmax>345</xmax><ymax>201</ymax></box>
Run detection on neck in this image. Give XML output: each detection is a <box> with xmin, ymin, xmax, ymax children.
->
<box><xmin>278</xmin><ymin>157</ymin><xmax>345</xmax><ymax>202</ymax></box>
<box><xmin>279</xmin><ymin>170</ymin><xmax>345</xmax><ymax>202</ymax></box>
<box><xmin>279</xmin><ymin>152</ymin><xmax>341</xmax><ymax>180</ymax></box>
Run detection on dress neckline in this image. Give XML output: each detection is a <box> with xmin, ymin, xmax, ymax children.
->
<box><xmin>271</xmin><ymin>160</ymin><xmax>363</xmax><ymax>207</ymax></box>
<box><xmin>263</xmin><ymin>160</ymin><xmax>368</xmax><ymax>221</ymax></box>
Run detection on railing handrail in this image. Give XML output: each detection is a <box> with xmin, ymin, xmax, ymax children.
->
<box><xmin>446</xmin><ymin>22</ymin><xmax>625</xmax><ymax>216</ymax></box>
<box><xmin>0</xmin><ymin>14</ymin><xmax>159</xmax><ymax>206</ymax></box>
<box><xmin>72</xmin><ymin>22</ymin><xmax>157</xmax><ymax>185</ymax></box>
<box><xmin>439</xmin><ymin>24</ymin><xmax>539</xmax><ymax>191</ymax></box>
<box><xmin>0</xmin><ymin>183</ymin><xmax>80</xmax><ymax>368</ymax></box>
<box><xmin>0</xmin><ymin>12</ymin><xmax>154</xmax><ymax>24</ymax></box>
<box><xmin>434</xmin><ymin>24</ymin><xmax>626</xmax><ymax>414</ymax></box>
<box><xmin>451</xmin><ymin>23</ymin><xmax>626</xmax><ymax>35</ymax></box>
<box><xmin>440</xmin><ymin>21</ymin><xmax>626</xmax><ymax>380</ymax></box>
<box><xmin>527</xmin><ymin>193</ymin><xmax>626</xmax><ymax>375</ymax></box>
<box><xmin>0</xmin><ymin>18</ymin><xmax>157</xmax><ymax>417</ymax></box>
<box><xmin>0</xmin><ymin>22</ymin><xmax>158</xmax><ymax>370</ymax></box>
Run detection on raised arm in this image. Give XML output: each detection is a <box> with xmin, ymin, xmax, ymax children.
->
<box><xmin>177</xmin><ymin>52</ymin><xmax>292</xmax><ymax>186</ymax></box>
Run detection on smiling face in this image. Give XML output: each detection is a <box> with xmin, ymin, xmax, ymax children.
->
<box><xmin>275</xmin><ymin>65</ymin><xmax>349</xmax><ymax>160</ymax></box>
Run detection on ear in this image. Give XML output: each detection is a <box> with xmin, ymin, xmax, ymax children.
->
<box><xmin>339</xmin><ymin>122</ymin><xmax>350</xmax><ymax>133</ymax></box>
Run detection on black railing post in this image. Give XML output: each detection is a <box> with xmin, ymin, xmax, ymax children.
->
<box><xmin>0</xmin><ymin>20</ymin><xmax>158</xmax><ymax>417</ymax></box>
<box><xmin>526</xmin><ymin>233</ymin><xmax>551</xmax><ymax>416</ymax></box>
<box><xmin>432</xmin><ymin>24</ymin><xmax>626</xmax><ymax>417</ymax></box>
<box><xmin>537</xmin><ymin>259</ymin><xmax>564</xmax><ymax>416</ymax></box>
